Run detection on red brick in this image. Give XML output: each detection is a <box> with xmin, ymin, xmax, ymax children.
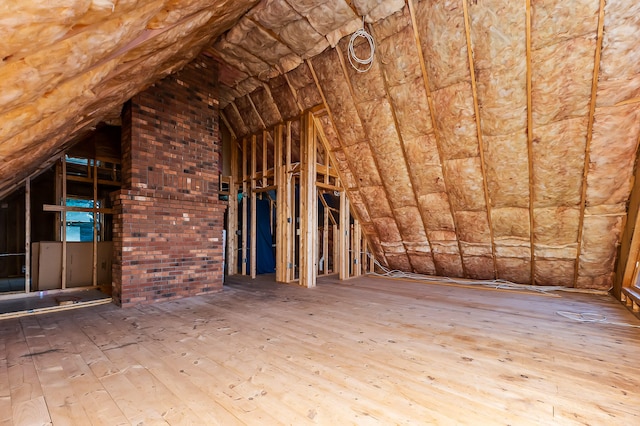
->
<box><xmin>112</xmin><ymin>54</ymin><xmax>227</xmax><ymax>307</ymax></box>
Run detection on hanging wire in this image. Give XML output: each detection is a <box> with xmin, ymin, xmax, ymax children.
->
<box><xmin>348</xmin><ymin>17</ymin><xmax>375</xmax><ymax>73</ymax></box>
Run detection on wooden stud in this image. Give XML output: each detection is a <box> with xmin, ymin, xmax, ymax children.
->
<box><xmin>299</xmin><ymin>112</ymin><xmax>318</xmax><ymax>288</ymax></box>
<box><xmin>241</xmin><ymin>137</ymin><xmax>248</xmax><ymax>276</ymax></box>
<box><xmin>61</xmin><ymin>157</ymin><xmax>67</xmax><ymax>290</ymax></box>
<box><xmin>227</xmin><ymin>136</ymin><xmax>239</xmax><ymax>276</ymax></box>
<box><xmin>275</xmin><ymin>124</ymin><xmax>286</xmax><ymax>282</ymax></box>
<box><xmin>54</xmin><ymin>162</ymin><xmax>61</xmax><ymax>242</ymax></box>
<box><xmin>24</xmin><ymin>177</ymin><xmax>30</xmax><ymax>293</ymax></box>
<box><xmin>461</xmin><ymin>1</ymin><xmax>498</xmax><ymax>278</ymax></box>
<box><xmin>92</xmin><ymin>160</ymin><xmax>98</xmax><ymax>287</ymax></box>
<box><xmin>251</xmin><ymin>135</ymin><xmax>258</xmax><ymax>279</ymax></box>
<box><xmin>573</xmin><ymin>0</ymin><xmax>606</xmax><ymax>288</ymax></box>
<box><xmin>286</xmin><ymin>121</ymin><xmax>295</xmax><ymax>282</ymax></box>
<box><xmin>320</xmin><ymin>140</ymin><xmax>330</xmax><ymax>276</ymax></box>
<box><xmin>323</xmin><ymin>193</ymin><xmax>330</xmax><ymax>276</ymax></box>
<box><xmin>526</xmin><ymin>0</ymin><xmax>536</xmax><ymax>284</ymax></box>
<box><xmin>407</xmin><ymin>0</ymin><xmax>467</xmax><ymax>277</ymax></box>
<box><xmin>339</xmin><ymin>189</ymin><xmax>350</xmax><ymax>280</ymax></box>
<box><xmin>353</xmin><ymin>218</ymin><xmax>361</xmax><ymax>277</ymax></box>
<box><xmin>333</xmin><ymin>223</ymin><xmax>340</xmax><ymax>274</ymax></box>
<box><xmin>262</xmin><ymin>130</ymin><xmax>268</xmax><ymax>189</ymax></box>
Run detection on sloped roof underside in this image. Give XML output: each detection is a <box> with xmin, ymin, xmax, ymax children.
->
<box><xmin>1</xmin><ymin>0</ymin><xmax>639</xmax><ymax>289</ymax></box>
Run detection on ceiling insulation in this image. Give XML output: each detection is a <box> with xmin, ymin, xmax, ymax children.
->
<box><xmin>1</xmin><ymin>0</ymin><xmax>639</xmax><ymax>289</ymax></box>
<box><xmin>215</xmin><ymin>0</ymin><xmax>640</xmax><ymax>290</ymax></box>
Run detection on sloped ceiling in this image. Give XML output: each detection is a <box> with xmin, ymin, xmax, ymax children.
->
<box><xmin>1</xmin><ymin>0</ymin><xmax>640</xmax><ymax>289</ymax></box>
<box><xmin>0</xmin><ymin>0</ymin><xmax>259</xmax><ymax>197</ymax></box>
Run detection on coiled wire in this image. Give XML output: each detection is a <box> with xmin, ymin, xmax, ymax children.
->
<box><xmin>348</xmin><ymin>19</ymin><xmax>375</xmax><ymax>73</ymax></box>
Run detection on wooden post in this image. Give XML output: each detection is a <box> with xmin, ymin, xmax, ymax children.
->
<box><xmin>299</xmin><ymin>112</ymin><xmax>317</xmax><ymax>288</ymax></box>
<box><xmin>526</xmin><ymin>0</ymin><xmax>536</xmax><ymax>283</ymax></box>
<box><xmin>322</xmin><ymin>166</ymin><xmax>329</xmax><ymax>276</ymax></box>
<box><xmin>353</xmin><ymin>218</ymin><xmax>361</xmax><ymax>277</ymax></box>
<box><xmin>339</xmin><ymin>189</ymin><xmax>350</xmax><ymax>280</ymax></box>
<box><xmin>333</xmin><ymin>224</ymin><xmax>339</xmax><ymax>274</ymax></box>
<box><xmin>285</xmin><ymin>122</ymin><xmax>294</xmax><ymax>282</ymax></box>
<box><xmin>61</xmin><ymin>157</ymin><xmax>67</xmax><ymax>289</ymax></box>
<box><xmin>241</xmin><ymin>137</ymin><xmax>248</xmax><ymax>276</ymax></box>
<box><xmin>92</xmin><ymin>160</ymin><xmax>98</xmax><ymax>287</ymax></box>
<box><xmin>54</xmin><ymin>162</ymin><xmax>61</xmax><ymax>242</ymax></box>
<box><xmin>227</xmin><ymin>139</ymin><xmax>238</xmax><ymax>276</ymax></box>
<box><xmin>24</xmin><ymin>177</ymin><xmax>30</xmax><ymax>293</ymax></box>
<box><xmin>275</xmin><ymin>124</ymin><xmax>287</xmax><ymax>282</ymax></box>
<box><xmin>250</xmin><ymin>134</ymin><xmax>257</xmax><ymax>279</ymax></box>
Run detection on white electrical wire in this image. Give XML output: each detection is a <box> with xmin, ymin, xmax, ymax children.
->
<box><xmin>362</xmin><ymin>252</ymin><xmax>640</xmax><ymax>328</ymax></box>
<box><xmin>366</xmin><ymin>252</ymin><xmax>567</xmax><ymax>294</ymax></box>
<box><xmin>556</xmin><ymin>311</ymin><xmax>640</xmax><ymax>328</ymax></box>
<box><xmin>348</xmin><ymin>18</ymin><xmax>375</xmax><ymax>73</ymax></box>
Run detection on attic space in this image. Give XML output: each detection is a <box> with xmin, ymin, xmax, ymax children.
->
<box><xmin>2</xmin><ymin>0</ymin><xmax>640</xmax><ymax>424</ymax></box>
<box><xmin>2</xmin><ymin>0</ymin><xmax>640</xmax><ymax>311</ymax></box>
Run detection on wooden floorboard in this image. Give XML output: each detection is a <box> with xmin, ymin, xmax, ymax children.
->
<box><xmin>1</xmin><ymin>274</ymin><xmax>639</xmax><ymax>425</ymax></box>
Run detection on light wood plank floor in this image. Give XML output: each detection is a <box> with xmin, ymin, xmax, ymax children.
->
<box><xmin>1</xmin><ymin>274</ymin><xmax>639</xmax><ymax>425</ymax></box>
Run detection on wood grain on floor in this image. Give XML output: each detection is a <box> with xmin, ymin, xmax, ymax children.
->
<box><xmin>1</xmin><ymin>274</ymin><xmax>639</xmax><ymax>425</ymax></box>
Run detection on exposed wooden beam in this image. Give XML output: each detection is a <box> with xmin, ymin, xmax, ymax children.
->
<box><xmin>525</xmin><ymin>0</ymin><xmax>536</xmax><ymax>284</ymax></box>
<box><xmin>462</xmin><ymin>0</ymin><xmax>498</xmax><ymax>279</ymax></box>
<box><xmin>231</xmin><ymin>101</ymin><xmax>249</xmax><ymax>138</ymax></box>
<box><xmin>253</xmin><ymin>185</ymin><xmax>278</xmax><ymax>193</ymax></box>
<box><xmin>219</xmin><ymin>110</ymin><xmax>237</xmax><ymax>140</ymax></box>
<box><xmin>283</xmin><ymin>73</ymin><xmax>304</xmax><ymax>114</ymax></box>
<box><xmin>247</xmin><ymin>94</ymin><xmax>267</xmax><ymax>130</ymax></box>
<box><xmin>407</xmin><ymin>0</ymin><xmax>467</xmax><ymax>277</ymax></box>
<box><xmin>574</xmin><ymin>0</ymin><xmax>606</xmax><ymax>288</ymax></box>
<box><xmin>315</xmin><ymin>181</ymin><xmax>343</xmax><ymax>193</ymax></box>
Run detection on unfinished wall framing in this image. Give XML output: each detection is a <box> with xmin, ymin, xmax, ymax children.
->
<box><xmin>213</xmin><ymin>0</ymin><xmax>640</xmax><ymax>292</ymax></box>
<box><xmin>223</xmin><ymin>110</ymin><xmax>372</xmax><ymax>287</ymax></box>
<box><xmin>0</xmin><ymin>129</ymin><xmax>121</xmax><ymax>296</ymax></box>
<box><xmin>2</xmin><ymin>0</ymin><xmax>640</xmax><ymax>295</ymax></box>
